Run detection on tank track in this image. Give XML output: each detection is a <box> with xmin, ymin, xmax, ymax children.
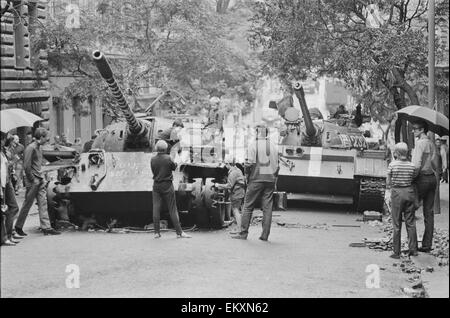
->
<box><xmin>356</xmin><ymin>177</ymin><xmax>386</xmax><ymax>213</ymax></box>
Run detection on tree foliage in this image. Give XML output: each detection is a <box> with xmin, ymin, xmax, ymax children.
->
<box><xmin>32</xmin><ymin>0</ymin><xmax>258</xmax><ymax>119</ymax></box>
<box><xmin>249</xmin><ymin>0</ymin><xmax>448</xmax><ymax>123</ymax></box>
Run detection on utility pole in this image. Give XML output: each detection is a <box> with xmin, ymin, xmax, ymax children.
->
<box><xmin>429</xmin><ymin>0</ymin><xmax>435</xmax><ymax>110</ymax></box>
<box><xmin>429</xmin><ymin>0</ymin><xmax>441</xmax><ymax>214</ymax></box>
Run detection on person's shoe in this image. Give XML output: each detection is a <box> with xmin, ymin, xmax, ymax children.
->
<box><xmin>154</xmin><ymin>233</ymin><xmax>161</xmax><ymax>239</ymax></box>
<box><xmin>231</xmin><ymin>235</ymin><xmax>247</xmax><ymax>240</ymax></box>
<box><xmin>390</xmin><ymin>254</ymin><xmax>401</xmax><ymax>259</ymax></box>
<box><xmin>42</xmin><ymin>228</ymin><xmax>61</xmax><ymax>236</ymax></box>
<box><xmin>14</xmin><ymin>227</ymin><xmax>27</xmax><ymax>236</ymax></box>
<box><xmin>418</xmin><ymin>247</ymin><xmax>432</xmax><ymax>253</ymax></box>
<box><xmin>12</xmin><ymin>233</ymin><xmax>25</xmax><ymax>240</ymax></box>
<box><xmin>2</xmin><ymin>239</ymin><xmax>16</xmax><ymax>246</ymax></box>
<box><xmin>409</xmin><ymin>251</ymin><xmax>419</xmax><ymax>257</ymax></box>
<box><xmin>9</xmin><ymin>238</ymin><xmax>20</xmax><ymax>244</ymax></box>
<box><xmin>177</xmin><ymin>232</ymin><xmax>192</xmax><ymax>239</ymax></box>
<box><xmin>259</xmin><ymin>237</ymin><xmax>268</xmax><ymax>242</ymax></box>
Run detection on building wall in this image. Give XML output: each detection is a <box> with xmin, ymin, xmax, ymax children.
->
<box><xmin>49</xmin><ymin>76</ymin><xmax>103</xmax><ymax>144</ymax></box>
<box><xmin>1</xmin><ymin>0</ymin><xmax>50</xmax><ymax>137</ymax></box>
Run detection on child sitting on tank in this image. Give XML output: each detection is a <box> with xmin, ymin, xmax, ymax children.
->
<box><xmin>386</xmin><ymin>143</ymin><xmax>419</xmax><ymax>259</ymax></box>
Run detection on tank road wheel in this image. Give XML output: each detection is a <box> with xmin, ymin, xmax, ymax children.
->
<box><xmin>46</xmin><ymin>181</ymin><xmax>74</xmax><ymax>230</ymax></box>
<box><xmin>204</xmin><ymin>178</ymin><xmax>225</xmax><ymax>229</ymax></box>
<box><xmin>355</xmin><ymin>177</ymin><xmax>386</xmax><ymax>213</ymax></box>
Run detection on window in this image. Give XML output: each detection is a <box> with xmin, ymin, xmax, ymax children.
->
<box><xmin>13</xmin><ymin>0</ymin><xmax>26</xmax><ymax>68</ymax></box>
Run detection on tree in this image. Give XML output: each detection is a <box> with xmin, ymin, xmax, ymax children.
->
<box><xmin>249</xmin><ymin>0</ymin><xmax>446</xmax><ymax>129</ymax></box>
<box><xmin>32</xmin><ymin>0</ymin><xmax>257</xmax><ymax>119</ymax></box>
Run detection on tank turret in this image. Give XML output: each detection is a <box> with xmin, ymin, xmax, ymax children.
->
<box><xmin>92</xmin><ymin>50</ymin><xmax>152</xmax><ymax>151</ymax></box>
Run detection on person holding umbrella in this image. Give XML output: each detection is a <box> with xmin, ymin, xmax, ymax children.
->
<box><xmin>411</xmin><ymin>120</ymin><xmax>438</xmax><ymax>253</ymax></box>
<box><xmin>396</xmin><ymin>106</ymin><xmax>449</xmax><ymax>253</ymax></box>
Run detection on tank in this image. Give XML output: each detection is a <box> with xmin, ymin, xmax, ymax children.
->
<box><xmin>47</xmin><ymin>51</ymin><xmax>230</xmax><ymax>230</ymax></box>
<box><xmin>273</xmin><ymin>82</ymin><xmax>387</xmax><ymax>212</ymax></box>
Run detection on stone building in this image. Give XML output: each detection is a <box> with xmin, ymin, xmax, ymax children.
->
<box><xmin>0</xmin><ymin>0</ymin><xmax>50</xmax><ymax>140</ymax></box>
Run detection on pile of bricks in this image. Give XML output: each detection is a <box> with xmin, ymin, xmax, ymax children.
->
<box><xmin>431</xmin><ymin>229</ymin><xmax>449</xmax><ymax>267</ymax></box>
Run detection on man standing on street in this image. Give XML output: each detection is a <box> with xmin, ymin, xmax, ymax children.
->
<box><xmin>232</xmin><ymin>123</ymin><xmax>279</xmax><ymax>241</ymax></box>
<box><xmin>1</xmin><ymin>132</ymin><xmax>21</xmax><ymax>246</ymax></box>
<box><xmin>151</xmin><ymin>140</ymin><xmax>191</xmax><ymax>239</ymax></box>
<box><xmin>411</xmin><ymin>120</ymin><xmax>437</xmax><ymax>253</ymax></box>
<box><xmin>216</xmin><ymin>160</ymin><xmax>246</xmax><ymax>233</ymax></box>
<box><xmin>15</xmin><ymin>128</ymin><xmax>60</xmax><ymax>236</ymax></box>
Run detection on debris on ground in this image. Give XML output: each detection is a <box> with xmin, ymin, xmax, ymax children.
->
<box><xmin>402</xmin><ymin>286</ymin><xmax>427</xmax><ymax>298</ymax></box>
<box><xmin>273</xmin><ymin>221</ymin><xmax>329</xmax><ymax>230</ymax></box>
<box><xmin>349</xmin><ymin>242</ymin><xmax>366</xmax><ymax>247</ymax></box>
<box><xmin>332</xmin><ymin>224</ymin><xmax>361</xmax><ymax>228</ymax></box>
<box><xmin>431</xmin><ymin>229</ymin><xmax>449</xmax><ymax>267</ymax></box>
<box><xmin>363</xmin><ymin>211</ymin><xmax>382</xmax><ymax>222</ymax></box>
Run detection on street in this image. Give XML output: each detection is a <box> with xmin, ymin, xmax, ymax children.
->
<box><xmin>1</xmin><ymin>185</ymin><xmax>448</xmax><ymax>298</ymax></box>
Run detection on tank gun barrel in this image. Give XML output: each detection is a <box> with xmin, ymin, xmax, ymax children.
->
<box><xmin>92</xmin><ymin>50</ymin><xmax>147</xmax><ymax>136</ymax></box>
<box><xmin>293</xmin><ymin>82</ymin><xmax>317</xmax><ymax>137</ymax></box>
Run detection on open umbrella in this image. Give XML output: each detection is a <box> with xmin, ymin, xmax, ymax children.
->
<box><xmin>0</xmin><ymin>108</ymin><xmax>43</xmax><ymax>133</ymax></box>
<box><xmin>396</xmin><ymin>106</ymin><xmax>449</xmax><ymax>136</ymax></box>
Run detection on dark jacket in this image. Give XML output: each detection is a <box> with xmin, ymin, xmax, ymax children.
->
<box><xmin>151</xmin><ymin>153</ymin><xmax>177</xmax><ymax>183</ymax></box>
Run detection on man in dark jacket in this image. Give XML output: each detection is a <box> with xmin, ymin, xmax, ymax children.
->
<box><xmin>151</xmin><ymin>140</ymin><xmax>191</xmax><ymax>239</ymax></box>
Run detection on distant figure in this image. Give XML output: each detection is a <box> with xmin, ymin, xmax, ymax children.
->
<box><xmin>386</xmin><ymin>142</ymin><xmax>419</xmax><ymax>259</ymax></box>
<box><xmin>333</xmin><ymin>105</ymin><xmax>348</xmax><ymax>119</ymax></box>
<box><xmin>352</xmin><ymin>104</ymin><xmax>363</xmax><ymax>127</ymax></box>
<box><xmin>53</xmin><ymin>135</ymin><xmax>61</xmax><ymax>146</ymax></box>
<box><xmin>9</xmin><ymin>135</ymin><xmax>24</xmax><ymax>194</ymax></box>
<box><xmin>440</xmin><ymin>137</ymin><xmax>449</xmax><ymax>183</ymax></box>
<box><xmin>206</xmin><ymin>97</ymin><xmax>224</xmax><ymax>131</ymax></box>
<box><xmin>158</xmin><ymin>120</ymin><xmax>184</xmax><ymax>143</ymax></box>
<box><xmin>72</xmin><ymin>138</ymin><xmax>83</xmax><ymax>153</ymax></box>
<box><xmin>411</xmin><ymin>120</ymin><xmax>437</xmax><ymax>253</ymax></box>
<box><xmin>436</xmin><ymin>138</ymin><xmax>448</xmax><ymax>183</ymax></box>
<box><xmin>151</xmin><ymin>140</ymin><xmax>191</xmax><ymax>239</ymax></box>
<box><xmin>83</xmin><ymin>135</ymin><xmax>97</xmax><ymax>153</ymax></box>
<box><xmin>60</xmin><ymin>134</ymin><xmax>71</xmax><ymax>146</ymax></box>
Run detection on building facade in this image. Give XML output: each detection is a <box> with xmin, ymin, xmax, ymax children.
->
<box><xmin>1</xmin><ymin>0</ymin><xmax>50</xmax><ymax>140</ymax></box>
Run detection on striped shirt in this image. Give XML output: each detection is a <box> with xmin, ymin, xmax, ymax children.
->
<box><xmin>387</xmin><ymin>160</ymin><xmax>418</xmax><ymax>187</ymax></box>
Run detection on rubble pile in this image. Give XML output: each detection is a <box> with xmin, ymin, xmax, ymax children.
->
<box><xmin>431</xmin><ymin>229</ymin><xmax>449</xmax><ymax>267</ymax></box>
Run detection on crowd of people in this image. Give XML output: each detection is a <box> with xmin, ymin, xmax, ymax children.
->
<box><xmin>1</xmin><ymin>128</ymin><xmax>60</xmax><ymax>246</ymax></box>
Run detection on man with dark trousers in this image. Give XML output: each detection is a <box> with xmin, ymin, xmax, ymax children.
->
<box><xmin>1</xmin><ymin>132</ymin><xmax>21</xmax><ymax>246</ymax></box>
<box><xmin>232</xmin><ymin>122</ymin><xmax>279</xmax><ymax>241</ymax></box>
<box><xmin>15</xmin><ymin>128</ymin><xmax>60</xmax><ymax>236</ymax></box>
<box><xmin>151</xmin><ymin>140</ymin><xmax>191</xmax><ymax>239</ymax></box>
<box><xmin>411</xmin><ymin>120</ymin><xmax>437</xmax><ymax>253</ymax></box>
